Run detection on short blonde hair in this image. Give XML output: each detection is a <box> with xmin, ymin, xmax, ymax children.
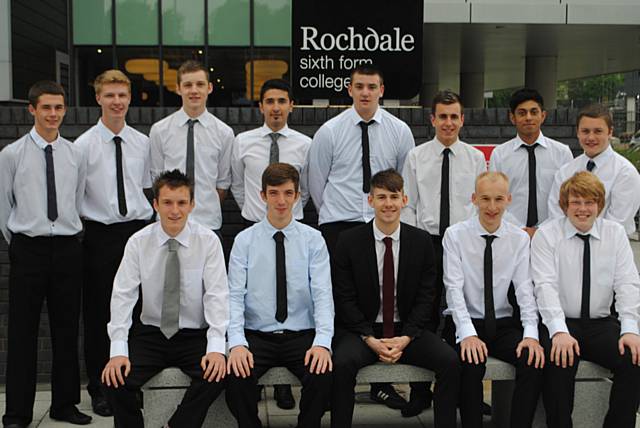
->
<box><xmin>558</xmin><ymin>171</ymin><xmax>605</xmax><ymax>215</ymax></box>
<box><xmin>94</xmin><ymin>70</ymin><xmax>131</xmax><ymax>95</ymax></box>
<box><xmin>475</xmin><ymin>171</ymin><xmax>509</xmax><ymax>191</ymax></box>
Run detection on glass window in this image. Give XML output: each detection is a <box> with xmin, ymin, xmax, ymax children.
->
<box><xmin>75</xmin><ymin>47</ymin><xmax>115</xmax><ymax>106</ymax></box>
<box><xmin>208</xmin><ymin>0</ymin><xmax>249</xmax><ymax>46</ymax></box>
<box><xmin>162</xmin><ymin>47</ymin><xmax>207</xmax><ymax>106</ymax></box>
<box><xmin>254</xmin><ymin>0</ymin><xmax>290</xmax><ymax>47</ymax></box>
<box><xmin>116</xmin><ymin>0</ymin><xmax>158</xmax><ymax>45</ymax></box>
<box><xmin>73</xmin><ymin>0</ymin><xmax>112</xmax><ymax>45</ymax></box>
<box><xmin>162</xmin><ymin>0</ymin><xmax>205</xmax><ymax>46</ymax></box>
<box><xmin>119</xmin><ymin>47</ymin><xmax>161</xmax><ymax>106</ymax></box>
<box><xmin>208</xmin><ymin>48</ymin><xmax>252</xmax><ymax>106</ymax></box>
<box><xmin>249</xmin><ymin>48</ymin><xmax>290</xmax><ymax>102</ymax></box>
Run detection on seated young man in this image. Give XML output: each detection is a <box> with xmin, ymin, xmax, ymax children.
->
<box><xmin>443</xmin><ymin>171</ymin><xmax>544</xmax><ymax>428</ymax></box>
<box><xmin>102</xmin><ymin>169</ymin><xmax>229</xmax><ymax>428</ymax></box>
<box><xmin>225</xmin><ymin>163</ymin><xmax>333</xmax><ymax>428</ymax></box>
<box><xmin>331</xmin><ymin>169</ymin><xmax>460</xmax><ymax>428</ymax></box>
<box><xmin>532</xmin><ymin>171</ymin><xmax>640</xmax><ymax>428</ymax></box>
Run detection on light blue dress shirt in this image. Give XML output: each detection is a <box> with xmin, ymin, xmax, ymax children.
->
<box><xmin>308</xmin><ymin>107</ymin><xmax>414</xmax><ymax>225</ymax></box>
<box><xmin>227</xmin><ymin>218</ymin><xmax>334</xmax><ymax>350</ymax></box>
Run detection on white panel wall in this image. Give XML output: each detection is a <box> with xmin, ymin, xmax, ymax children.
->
<box><xmin>424</xmin><ymin>3</ymin><xmax>471</xmax><ymax>23</ymax></box>
<box><xmin>0</xmin><ymin>0</ymin><xmax>12</xmax><ymax>101</ymax></box>
<box><xmin>472</xmin><ymin>4</ymin><xmax>566</xmax><ymax>24</ymax></box>
<box><xmin>567</xmin><ymin>5</ymin><xmax>640</xmax><ymax>25</ymax></box>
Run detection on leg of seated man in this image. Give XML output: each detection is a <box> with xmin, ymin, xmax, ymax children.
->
<box><xmin>398</xmin><ymin>328</ymin><xmax>460</xmax><ymax>428</ymax></box>
<box><xmin>331</xmin><ymin>330</ymin><xmax>379</xmax><ymax>428</ymax></box>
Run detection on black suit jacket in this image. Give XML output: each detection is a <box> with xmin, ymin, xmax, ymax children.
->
<box><xmin>332</xmin><ymin>221</ymin><xmax>438</xmax><ymax>338</ymax></box>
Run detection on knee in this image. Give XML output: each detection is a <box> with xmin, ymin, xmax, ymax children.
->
<box><xmin>461</xmin><ymin>361</ymin><xmax>486</xmax><ymax>381</ymax></box>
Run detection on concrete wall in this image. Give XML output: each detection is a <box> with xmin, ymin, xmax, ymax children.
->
<box><xmin>0</xmin><ymin>106</ymin><xmax>579</xmax><ymax>383</ymax></box>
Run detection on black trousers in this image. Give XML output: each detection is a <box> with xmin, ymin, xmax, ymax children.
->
<box><xmin>226</xmin><ymin>329</ymin><xmax>332</xmax><ymax>428</ymax></box>
<box><xmin>82</xmin><ymin>219</ymin><xmax>146</xmax><ymax>397</ymax></box>
<box><xmin>3</xmin><ymin>234</ymin><xmax>83</xmax><ymax>426</ymax></box>
<box><xmin>104</xmin><ymin>324</ymin><xmax>225</xmax><ymax>428</ymax></box>
<box><xmin>331</xmin><ymin>327</ymin><xmax>460</xmax><ymax>428</ymax></box>
<box><xmin>428</xmin><ymin>234</ymin><xmax>445</xmax><ymax>330</ymax></box>
<box><xmin>443</xmin><ymin>317</ymin><xmax>543</xmax><ymax>428</ymax></box>
<box><xmin>319</xmin><ymin>221</ymin><xmax>365</xmax><ymax>259</ymax></box>
<box><xmin>540</xmin><ymin>318</ymin><xmax>640</xmax><ymax>428</ymax></box>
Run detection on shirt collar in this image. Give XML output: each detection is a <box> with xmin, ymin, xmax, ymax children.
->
<box><xmin>260</xmin><ymin>123</ymin><xmax>291</xmax><ymax>138</ymax></box>
<box><xmin>349</xmin><ymin>106</ymin><xmax>382</xmax><ymax>126</ymax></box>
<box><xmin>155</xmin><ymin>220</ymin><xmax>192</xmax><ymax>248</ymax></box>
<box><xmin>260</xmin><ymin>216</ymin><xmax>298</xmax><ymax>239</ymax></box>
<box><xmin>585</xmin><ymin>145</ymin><xmax>614</xmax><ymax>167</ymax></box>
<box><xmin>177</xmin><ymin>108</ymin><xmax>212</xmax><ymax>128</ymax></box>
<box><xmin>434</xmin><ymin>138</ymin><xmax>461</xmax><ymax>155</ymax></box>
<box><xmin>513</xmin><ymin>131</ymin><xmax>547</xmax><ymax>151</ymax></box>
<box><xmin>29</xmin><ymin>127</ymin><xmax>60</xmax><ymax>149</ymax></box>
<box><xmin>97</xmin><ymin>118</ymin><xmax>131</xmax><ymax>143</ymax></box>
<box><xmin>372</xmin><ymin>220</ymin><xmax>400</xmax><ymax>242</ymax></box>
<box><xmin>562</xmin><ymin>216</ymin><xmax>601</xmax><ymax>241</ymax></box>
<box><xmin>471</xmin><ymin>214</ymin><xmax>506</xmax><ymax>238</ymax></box>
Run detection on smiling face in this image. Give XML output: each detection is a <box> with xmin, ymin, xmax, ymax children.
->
<box><xmin>472</xmin><ymin>174</ymin><xmax>512</xmax><ymax>233</ymax></box>
<box><xmin>96</xmin><ymin>82</ymin><xmax>130</xmax><ymax>122</ymax></box>
<box><xmin>578</xmin><ymin>116</ymin><xmax>612</xmax><ymax>159</ymax></box>
<box><xmin>28</xmin><ymin>93</ymin><xmax>66</xmax><ymax>139</ymax></box>
<box><xmin>565</xmin><ymin>194</ymin><xmax>598</xmax><ymax>233</ymax></box>
<box><xmin>510</xmin><ymin>99</ymin><xmax>546</xmax><ymax>142</ymax></box>
<box><xmin>348</xmin><ymin>72</ymin><xmax>384</xmax><ymax>120</ymax></box>
<box><xmin>178</xmin><ymin>70</ymin><xmax>212</xmax><ymax>116</ymax></box>
<box><xmin>260</xmin><ymin>88</ymin><xmax>293</xmax><ymax>132</ymax></box>
<box><xmin>368</xmin><ymin>186</ymin><xmax>407</xmax><ymax>230</ymax></box>
<box><xmin>261</xmin><ymin>180</ymin><xmax>299</xmax><ymax>229</ymax></box>
<box><xmin>153</xmin><ymin>185</ymin><xmax>194</xmax><ymax>237</ymax></box>
<box><xmin>431</xmin><ymin>102</ymin><xmax>464</xmax><ymax>146</ymax></box>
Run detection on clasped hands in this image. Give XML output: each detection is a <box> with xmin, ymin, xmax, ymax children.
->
<box><xmin>364</xmin><ymin>335</ymin><xmax>411</xmax><ymax>364</ymax></box>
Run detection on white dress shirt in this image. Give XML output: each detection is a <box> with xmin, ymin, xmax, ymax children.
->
<box><xmin>107</xmin><ymin>220</ymin><xmax>229</xmax><ymax>357</ymax></box>
<box><xmin>308</xmin><ymin>107</ymin><xmax>414</xmax><ymax>225</ymax></box>
<box><xmin>401</xmin><ymin>138</ymin><xmax>487</xmax><ymax>235</ymax></box>
<box><xmin>0</xmin><ymin>128</ymin><xmax>86</xmax><ymax>243</ymax></box>
<box><xmin>489</xmin><ymin>132</ymin><xmax>573</xmax><ymax>227</ymax></box>
<box><xmin>149</xmin><ymin>108</ymin><xmax>234</xmax><ymax>230</ymax></box>
<box><xmin>231</xmin><ymin>124</ymin><xmax>311</xmax><ymax>222</ymax></box>
<box><xmin>531</xmin><ymin>217</ymin><xmax>640</xmax><ymax>338</ymax></box>
<box><xmin>443</xmin><ymin>216</ymin><xmax>539</xmax><ymax>343</ymax></box>
<box><xmin>372</xmin><ymin>221</ymin><xmax>400</xmax><ymax>322</ymax></box>
<box><xmin>547</xmin><ymin>146</ymin><xmax>640</xmax><ymax>236</ymax></box>
<box><xmin>76</xmin><ymin>119</ymin><xmax>153</xmax><ymax>224</ymax></box>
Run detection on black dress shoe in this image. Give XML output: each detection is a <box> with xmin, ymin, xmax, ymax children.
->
<box><xmin>91</xmin><ymin>395</ymin><xmax>113</xmax><ymax>417</ymax></box>
<box><xmin>482</xmin><ymin>401</ymin><xmax>492</xmax><ymax>416</ymax></box>
<box><xmin>4</xmin><ymin>424</ymin><xmax>27</xmax><ymax>428</ymax></box>
<box><xmin>50</xmin><ymin>406</ymin><xmax>92</xmax><ymax>425</ymax></box>
<box><xmin>370</xmin><ymin>384</ymin><xmax>407</xmax><ymax>410</ymax></box>
<box><xmin>274</xmin><ymin>384</ymin><xmax>296</xmax><ymax>410</ymax></box>
<box><xmin>401</xmin><ymin>387</ymin><xmax>433</xmax><ymax>417</ymax></box>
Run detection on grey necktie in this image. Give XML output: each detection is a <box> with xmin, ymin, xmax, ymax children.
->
<box><xmin>161</xmin><ymin>239</ymin><xmax>181</xmax><ymax>339</ymax></box>
<box><xmin>186</xmin><ymin>119</ymin><xmax>198</xmax><ymax>183</ymax></box>
<box><xmin>269</xmin><ymin>132</ymin><xmax>281</xmax><ymax>164</ymax></box>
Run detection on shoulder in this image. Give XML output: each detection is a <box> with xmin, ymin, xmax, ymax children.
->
<box><xmin>491</xmin><ymin>139</ymin><xmax>515</xmax><ymax>157</ymax></box>
<box><xmin>0</xmin><ymin>134</ymin><xmax>28</xmax><ymax>158</ymax></box>
<box><xmin>459</xmin><ymin>141</ymin><xmax>485</xmax><ymax>158</ymax></box>
<box><xmin>149</xmin><ymin>111</ymin><xmax>178</xmax><ymax>135</ymax></box>
<box><xmin>125</xmin><ymin>125</ymin><xmax>150</xmax><ymax>142</ymax></box>
<box><xmin>599</xmin><ymin>218</ymin><xmax>627</xmax><ymax>237</ymax></box>
<box><xmin>502</xmin><ymin>220</ymin><xmax>529</xmax><ymax>244</ymax></box>
<box><xmin>545</xmin><ymin>136</ymin><xmax>571</xmax><ymax>152</ymax></box>
<box><xmin>60</xmin><ymin>136</ymin><xmax>83</xmax><ymax>156</ymax></box>
<box><xmin>557</xmin><ymin>155</ymin><xmax>581</xmax><ymax>175</ymax></box>
<box><xmin>127</xmin><ymin>222</ymin><xmax>156</xmax><ymax>246</ymax></box>
<box><xmin>207</xmin><ymin>111</ymin><xmax>234</xmax><ymax>135</ymax></box>
<box><xmin>286</xmin><ymin>127</ymin><xmax>312</xmax><ymax>144</ymax></box>
<box><xmin>612</xmin><ymin>151</ymin><xmax>640</xmax><ymax>177</ymax></box>
<box><xmin>319</xmin><ymin>108</ymin><xmax>351</xmax><ymax>131</ymax></box>
<box><xmin>400</xmin><ymin>222</ymin><xmax>430</xmax><ymax>243</ymax></box>
<box><xmin>293</xmin><ymin>221</ymin><xmax>326</xmax><ymax>246</ymax></box>
<box><xmin>379</xmin><ymin>108</ymin><xmax>409</xmax><ymax>128</ymax></box>
<box><xmin>533</xmin><ymin>218</ymin><xmax>563</xmax><ymax>244</ymax></box>
<box><xmin>73</xmin><ymin>124</ymin><xmax>99</xmax><ymax>147</ymax></box>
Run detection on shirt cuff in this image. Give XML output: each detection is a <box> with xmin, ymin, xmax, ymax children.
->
<box><xmin>227</xmin><ymin>333</ymin><xmax>249</xmax><ymax>350</ymax></box>
<box><xmin>547</xmin><ymin>318</ymin><xmax>569</xmax><ymax>338</ymax></box>
<box><xmin>206</xmin><ymin>337</ymin><xmax>227</xmax><ymax>355</ymax></box>
<box><xmin>620</xmin><ymin>318</ymin><xmax>640</xmax><ymax>336</ymax></box>
<box><xmin>522</xmin><ymin>324</ymin><xmax>539</xmax><ymax>341</ymax></box>
<box><xmin>110</xmin><ymin>340</ymin><xmax>129</xmax><ymax>358</ymax></box>
<box><xmin>312</xmin><ymin>334</ymin><xmax>333</xmax><ymax>352</ymax></box>
<box><xmin>455</xmin><ymin>322</ymin><xmax>477</xmax><ymax>344</ymax></box>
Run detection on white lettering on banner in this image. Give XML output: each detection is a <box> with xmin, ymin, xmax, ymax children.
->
<box><xmin>300</xmin><ymin>26</ymin><xmax>415</xmax><ymax>52</ymax></box>
<box><xmin>299</xmin><ymin>75</ymin><xmax>351</xmax><ymax>92</ymax></box>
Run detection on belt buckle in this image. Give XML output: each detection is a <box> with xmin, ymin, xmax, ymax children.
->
<box><xmin>272</xmin><ymin>330</ymin><xmax>285</xmax><ymax>335</ymax></box>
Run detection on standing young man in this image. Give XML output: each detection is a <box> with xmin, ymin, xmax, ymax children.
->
<box><xmin>0</xmin><ymin>81</ymin><xmax>90</xmax><ymax>427</ymax></box>
<box><xmin>532</xmin><ymin>171</ymin><xmax>640</xmax><ymax>428</ymax></box>
<box><xmin>547</xmin><ymin>104</ymin><xmax>640</xmax><ymax>235</ymax></box>
<box><xmin>443</xmin><ymin>172</ymin><xmax>544</xmax><ymax>428</ymax></box>
<box><xmin>102</xmin><ymin>169</ymin><xmax>228</xmax><ymax>428</ymax></box>
<box><xmin>331</xmin><ymin>169</ymin><xmax>460</xmax><ymax>428</ymax></box>
<box><xmin>489</xmin><ymin>88</ymin><xmax>573</xmax><ymax>237</ymax></box>
<box><xmin>226</xmin><ymin>163</ymin><xmax>334</xmax><ymax>428</ymax></box>
<box><xmin>401</xmin><ymin>90</ymin><xmax>486</xmax><ymax>415</ymax></box>
<box><xmin>75</xmin><ymin>69</ymin><xmax>152</xmax><ymax>417</ymax></box>
<box><xmin>150</xmin><ymin>60</ymin><xmax>234</xmax><ymax>235</ymax></box>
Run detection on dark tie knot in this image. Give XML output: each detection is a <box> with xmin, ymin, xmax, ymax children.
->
<box><xmin>167</xmin><ymin>238</ymin><xmax>179</xmax><ymax>252</ymax></box>
<box><xmin>586</xmin><ymin>160</ymin><xmax>596</xmax><ymax>172</ymax></box>
<box><xmin>359</xmin><ymin>120</ymin><xmax>373</xmax><ymax>130</ymax></box>
<box><xmin>44</xmin><ymin>145</ymin><xmax>52</xmax><ymax>154</ymax></box>
<box><xmin>113</xmin><ymin>136</ymin><xmax>123</xmax><ymax>145</ymax></box>
<box><xmin>273</xmin><ymin>231</ymin><xmax>285</xmax><ymax>243</ymax></box>
<box><xmin>383</xmin><ymin>236</ymin><xmax>393</xmax><ymax>249</ymax></box>
<box><xmin>442</xmin><ymin>148</ymin><xmax>451</xmax><ymax>157</ymax></box>
<box><xmin>576</xmin><ymin>233</ymin><xmax>590</xmax><ymax>243</ymax></box>
<box><xmin>187</xmin><ymin>118</ymin><xmax>198</xmax><ymax>128</ymax></box>
<box><xmin>522</xmin><ymin>143</ymin><xmax>538</xmax><ymax>152</ymax></box>
<box><xmin>482</xmin><ymin>234</ymin><xmax>497</xmax><ymax>245</ymax></box>
<box><xmin>269</xmin><ymin>132</ymin><xmax>281</xmax><ymax>143</ymax></box>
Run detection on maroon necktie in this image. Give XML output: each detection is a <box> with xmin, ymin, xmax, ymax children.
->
<box><xmin>382</xmin><ymin>237</ymin><xmax>395</xmax><ymax>338</ymax></box>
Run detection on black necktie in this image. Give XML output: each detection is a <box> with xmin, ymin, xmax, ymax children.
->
<box><xmin>273</xmin><ymin>231</ymin><xmax>287</xmax><ymax>323</ymax></box>
<box><xmin>113</xmin><ymin>136</ymin><xmax>127</xmax><ymax>217</ymax></box>
<box><xmin>482</xmin><ymin>235</ymin><xmax>497</xmax><ymax>340</ymax></box>
<box><xmin>44</xmin><ymin>145</ymin><xmax>58</xmax><ymax>221</ymax></box>
<box><xmin>359</xmin><ymin>121</ymin><xmax>372</xmax><ymax>193</ymax></box>
<box><xmin>439</xmin><ymin>148</ymin><xmax>451</xmax><ymax>237</ymax></box>
<box><xmin>577</xmin><ymin>234</ymin><xmax>591</xmax><ymax>320</ymax></box>
<box><xmin>523</xmin><ymin>143</ymin><xmax>539</xmax><ymax>227</ymax></box>
<box><xmin>586</xmin><ymin>160</ymin><xmax>596</xmax><ymax>172</ymax></box>
<box><xmin>382</xmin><ymin>237</ymin><xmax>395</xmax><ymax>338</ymax></box>
<box><xmin>186</xmin><ymin>119</ymin><xmax>198</xmax><ymax>184</ymax></box>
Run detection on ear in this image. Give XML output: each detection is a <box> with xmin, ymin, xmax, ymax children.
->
<box><xmin>260</xmin><ymin>191</ymin><xmax>267</xmax><ymax>203</ymax></box>
<box><xmin>207</xmin><ymin>82</ymin><xmax>213</xmax><ymax>95</ymax></box>
<box><xmin>28</xmin><ymin>104</ymin><xmax>36</xmax><ymax>116</ymax></box>
<box><xmin>509</xmin><ymin>111</ymin><xmax>516</xmax><ymax>126</ymax></box>
<box><xmin>153</xmin><ymin>198</ymin><xmax>159</xmax><ymax>212</ymax></box>
<box><xmin>367</xmin><ymin>193</ymin><xmax>374</xmax><ymax>209</ymax></box>
<box><xmin>379</xmin><ymin>83</ymin><xmax>385</xmax><ymax>97</ymax></box>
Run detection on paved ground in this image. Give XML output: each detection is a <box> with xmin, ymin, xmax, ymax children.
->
<box><xmin>1</xmin><ymin>240</ymin><xmax>639</xmax><ymax>427</ymax></box>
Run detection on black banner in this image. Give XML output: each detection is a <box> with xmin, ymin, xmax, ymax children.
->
<box><xmin>292</xmin><ymin>0</ymin><xmax>423</xmax><ymax>100</ymax></box>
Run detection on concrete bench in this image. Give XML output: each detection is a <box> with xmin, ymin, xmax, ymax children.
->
<box><xmin>141</xmin><ymin>358</ymin><xmax>612</xmax><ymax>427</ymax></box>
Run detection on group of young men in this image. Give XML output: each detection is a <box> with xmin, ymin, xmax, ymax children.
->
<box><xmin>0</xmin><ymin>60</ymin><xmax>639</xmax><ymax>428</ymax></box>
